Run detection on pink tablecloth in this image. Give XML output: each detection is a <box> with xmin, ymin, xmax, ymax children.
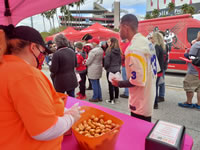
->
<box><xmin>62</xmin><ymin>97</ymin><xmax>193</xmax><ymax>150</ymax></box>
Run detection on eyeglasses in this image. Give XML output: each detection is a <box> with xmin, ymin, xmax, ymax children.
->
<box><xmin>36</xmin><ymin>45</ymin><xmax>48</xmax><ymax>55</ymax></box>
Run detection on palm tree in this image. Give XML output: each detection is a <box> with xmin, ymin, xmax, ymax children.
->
<box><xmin>61</xmin><ymin>6</ymin><xmax>67</xmax><ymax>26</ymax></box>
<box><xmin>50</xmin><ymin>9</ymin><xmax>57</xmax><ymax>29</ymax></box>
<box><xmin>44</xmin><ymin>11</ymin><xmax>52</xmax><ymax>30</ymax></box>
<box><xmin>41</xmin><ymin>12</ymin><xmax>47</xmax><ymax>32</ymax></box>
<box><xmin>152</xmin><ymin>9</ymin><xmax>160</xmax><ymax>18</ymax></box>
<box><xmin>75</xmin><ymin>0</ymin><xmax>85</xmax><ymax>29</ymax></box>
<box><xmin>181</xmin><ymin>4</ymin><xmax>189</xmax><ymax>14</ymax></box>
<box><xmin>168</xmin><ymin>2</ymin><xmax>175</xmax><ymax>15</ymax></box>
<box><xmin>68</xmin><ymin>3</ymin><xmax>74</xmax><ymax>26</ymax></box>
<box><xmin>187</xmin><ymin>5</ymin><xmax>195</xmax><ymax>15</ymax></box>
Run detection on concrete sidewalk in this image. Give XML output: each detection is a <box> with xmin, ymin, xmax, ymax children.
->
<box><xmin>42</xmin><ymin>66</ymin><xmax>199</xmax><ymax>150</ymax></box>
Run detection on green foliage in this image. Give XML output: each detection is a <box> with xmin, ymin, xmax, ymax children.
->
<box><xmin>168</xmin><ymin>2</ymin><xmax>175</xmax><ymax>15</ymax></box>
<box><xmin>181</xmin><ymin>4</ymin><xmax>195</xmax><ymax>15</ymax></box>
<box><xmin>40</xmin><ymin>26</ymin><xmax>67</xmax><ymax>40</ymax></box>
<box><xmin>145</xmin><ymin>13</ymin><xmax>152</xmax><ymax>19</ymax></box>
<box><xmin>152</xmin><ymin>9</ymin><xmax>160</xmax><ymax>18</ymax></box>
<box><xmin>168</xmin><ymin>2</ymin><xmax>175</xmax><ymax>13</ymax></box>
<box><xmin>181</xmin><ymin>4</ymin><xmax>189</xmax><ymax>14</ymax></box>
<box><xmin>40</xmin><ymin>32</ymin><xmax>51</xmax><ymax>41</ymax></box>
<box><xmin>187</xmin><ymin>5</ymin><xmax>195</xmax><ymax>15</ymax></box>
<box><xmin>113</xmin><ymin>28</ymin><xmax>119</xmax><ymax>32</ymax></box>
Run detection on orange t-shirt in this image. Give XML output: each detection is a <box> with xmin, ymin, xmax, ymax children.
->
<box><xmin>0</xmin><ymin>55</ymin><xmax>66</xmax><ymax>150</ymax></box>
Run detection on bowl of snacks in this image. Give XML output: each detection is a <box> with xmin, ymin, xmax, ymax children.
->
<box><xmin>72</xmin><ymin>106</ymin><xmax>124</xmax><ymax>150</ymax></box>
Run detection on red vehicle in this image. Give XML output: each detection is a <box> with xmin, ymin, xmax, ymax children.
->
<box><xmin>138</xmin><ymin>14</ymin><xmax>200</xmax><ymax>71</ymax></box>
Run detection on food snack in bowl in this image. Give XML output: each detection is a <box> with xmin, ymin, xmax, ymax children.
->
<box><xmin>72</xmin><ymin>106</ymin><xmax>123</xmax><ymax>150</ymax></box>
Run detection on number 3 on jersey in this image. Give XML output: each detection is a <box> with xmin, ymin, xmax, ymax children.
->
<box><xmin>131</xmin><ymin>71</ymin><xmax>136</xmax><ymax>80</ymax></box>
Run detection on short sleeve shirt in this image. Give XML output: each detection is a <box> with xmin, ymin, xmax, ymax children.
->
<box><xmin>125</xmin><ymin>33</ymin><xmax>157</xmax><ymax>117</ymax></box>
<box><xmin>0</xmin><ymin>55</ymin><xmax>65</xmax><ymax>150</ymax></box>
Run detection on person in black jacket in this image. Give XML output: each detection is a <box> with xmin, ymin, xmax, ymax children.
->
<box><xmin>150</xmin><ymin>32</ymin><xmax>164</xmax><ymax>109</ymax></box>
<box><xmin>104</xmin><ymin>37</ymin><xmax>121</xmax><ymax>104</ymax></box>
<box><xmin>50</xmin><ymin>34</ymin><xmax>78</xmax><ymax>97</ymax></box>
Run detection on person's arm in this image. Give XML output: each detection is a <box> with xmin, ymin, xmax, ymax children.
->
<box><xmin>86</xmin><ymin>51</ymin><xmax>95</xmax><ymax>66</ymax></box>
<box><xmin>32</xmin><ymin>103</ymin><xmax>83</xmax><ymax>141</ymax></box>
<box><xmin>112</xmin><ymin>51</ymin><xmax>147</xmax><ymax>87</ymax></box>
<box><xmin>9</xmin><ymin>74</ymin><xmax>82</xmax><ymax>139</ymax></box>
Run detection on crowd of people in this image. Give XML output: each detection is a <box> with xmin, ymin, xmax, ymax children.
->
<box><xmin>1</xmin><ymin>13</ymin><xmax>199</xmax><ymax>149</ymax></box>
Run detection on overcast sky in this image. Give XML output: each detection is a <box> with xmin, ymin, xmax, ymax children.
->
<box><xmin>17</xmin><ymin>0</ymin><xmax>146</xmax><ymax>32</ymax></box>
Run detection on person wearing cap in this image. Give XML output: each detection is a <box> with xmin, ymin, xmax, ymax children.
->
<box><xmin>86</xmin><ymin>38</ymin><xmax>104</xmax><ymax>102</ymax></box>
<box><xmin>0</xmin><ymin>25</ymin><xmax>83</xmax><ymax>150</ymax></box>
<box><xmin>82</xmin><ymin>33</ymin><xmax>93</xmax><ymax>90</ymax></box>
<box><xmin>50</xmin><ymin>34</ymin><xmax>78</xmax><ymax>97</ymax></box>
<box><xmin>75</xmin><ymin>42</ymin><xmax>88</xmax><ymax>99</ymax></box>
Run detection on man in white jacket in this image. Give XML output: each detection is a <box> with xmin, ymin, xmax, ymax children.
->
<box><xmin>112</xmin><ymin>14</ymin><xmax>158</xmax><ymax>122</ymax></box>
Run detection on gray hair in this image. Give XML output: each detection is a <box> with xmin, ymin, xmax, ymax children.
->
<box><xmin>54</xmin><ymin>34</ymin><xmax>70</xmax><ymax>48</ymax></box>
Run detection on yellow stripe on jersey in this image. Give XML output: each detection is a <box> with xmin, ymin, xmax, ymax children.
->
<box><xmin>125</xmin><ymin>53</ymin><xmax>147</xmax><ymax>83</ymax></box>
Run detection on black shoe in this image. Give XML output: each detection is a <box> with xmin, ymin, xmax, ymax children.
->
<box><xmin>120</xmin><ymin>94</ymin><xmax>128</xmax><ymax>99</ymax></box>
<box><xmin>157</xmin><ymin>97</ymin><xmax>165</xmax><ymax>103</ymax></box>
<box><xmin>89</xmin><ymin>98</ymin><xmax>98</xmax><ymax>102</ymax></box>
<box><xmin>98</xmin><ymin>99</ymin><xmax>103</xmax><ymax>102</ymax></box>
<box><xmin>154</xmin><ymin>103</ymin><xmax>158</xmax><ymax>109</ymax></box>
<box><xmin>86</xmin><ymin>87</ymin><xmax>92</xmax><ymax>90</ymax></box>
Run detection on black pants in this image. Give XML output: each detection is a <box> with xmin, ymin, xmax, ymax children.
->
<box><xmin>106</xmin><ymin>72</ymin><xmax>119</xmax><ymax>101</ymax></box>
<box><xmin>57</xmin><ymin>89</ymin><xmax>75</xmax><ymax>97</ymax></box>
<box><xmin>79</xmin><ymin>72</ymin><xmax>87</xmax><ymax>96</ymax></box>
<box><xmin>131</xmin><ymin>112</ymin><xmax>151</xmax><ymax>122</ymax></box>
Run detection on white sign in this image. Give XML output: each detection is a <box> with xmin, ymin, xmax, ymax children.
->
<box><xmin>149</xmin><ymin>121</ymin><xmax>182</xmax><ymax>146</ymax></box>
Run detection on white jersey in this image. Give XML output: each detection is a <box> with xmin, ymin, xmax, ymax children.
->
<box><xmin>125</xmin><ymin>33</ymin><xmax>158</xmax><ymax>117</ymax></box>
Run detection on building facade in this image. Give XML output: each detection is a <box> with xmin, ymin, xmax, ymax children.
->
<box><xmin>146</xmin><ymin>0</ymin><xmax>200</xmax><ymax>16</ymax></box>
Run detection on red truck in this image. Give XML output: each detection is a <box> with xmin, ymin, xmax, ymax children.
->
<box><xmin>138</xmin><ymin>14</ymin><xmax>200</xmax><ymax>72</ymax></box>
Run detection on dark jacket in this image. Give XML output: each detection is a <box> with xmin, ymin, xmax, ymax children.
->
<box><xmin>50</xmin><ymin>47</ymin><xmax>78</xmax><ymax>92</ymax></box>
<box><xmin>163</xmin><ymin>45</ymin><xmax>169</xmax><ymax>70</ymax></box>
<box><xmin>104</xmin><ymin>48</ymin><xmax>121</xmax><ymax>73</ymax></box>
<box><xmin>155</xmin><ymin>45</ymin><xmax>164</xmax><ymax>73</ymax></box>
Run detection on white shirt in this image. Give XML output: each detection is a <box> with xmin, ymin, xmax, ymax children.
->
<box><xmin>125</xmin><ymin>33</ymin><xmax>158</xmax><ymax>117</ymax></box>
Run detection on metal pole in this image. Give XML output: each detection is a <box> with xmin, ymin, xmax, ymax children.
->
<box><xmin>30</xmin><ymin>16</ymin><xmax>33</xmax><ymax>28</ymax></box>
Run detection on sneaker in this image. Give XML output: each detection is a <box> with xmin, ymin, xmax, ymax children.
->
<box><xmin>89</xmin><ymin>98</ymin><xmax>99</xmax><ymax>102</ymax></box>
<box><xmin>154</xmin><ymin>103</ymin><xmax>158</xmax><ymax>109</ymax></box>
<box><xmin>194</xmin><ymin>104</ymin><xmax>200</xmax><ymax>109</ymax></box>
<box><xmin>157</xmin><ymin>97</ymin><xmax>165</xmax><ymax>103</ymax></box>
<box><xmin>178</xmin><ymin>102</ymin><xmax>194</xmax><ymax>108</ymax></box>
<box><xmin>120</xmin><ymin>94</ymin><xmax>128</xmax><ymax>99</ymax></box>
<box><xmin>76</xmin><ymin>95</ymin><xmax>87</xmax><ymax>100</ymax></box>
<box><xmin>106</xmin><ymin>100</ymin><xmax>115</xmax><ymax>104</ymax></box>
<box><xmin>76</xmin><ymin>92</ymin><xmax>81</xmax><ymax>96</ymax></box>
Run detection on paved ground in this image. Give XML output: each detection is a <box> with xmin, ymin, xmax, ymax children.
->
<box><xmin>42</xmin><ymin>66</ymin><xmax>200</xmax><ymax>150</ymax></box>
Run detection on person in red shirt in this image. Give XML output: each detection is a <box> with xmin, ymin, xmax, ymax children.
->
<box><xmin>75</xmin><ymin>42</ymin><xmax>88</xmax><ymax>99</ymax></box>
<box><xmin>0</xmin><ymin>25</ymin><xmax>83</xmax><ymax>150</ymax></box>
<box><xmin>82</xmin><ymin>34</ymin><xmax>93</xmax><ymax>90</ymax></box>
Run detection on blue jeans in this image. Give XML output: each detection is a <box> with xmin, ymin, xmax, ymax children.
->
<box><xmin>122</xmin><ymin>67</ymin><xmax>129</xmax><ymax>96</ymax></box>
<box><xmin>159</xmin><ymin>70</ymin><xmax>165</xmax><ymax>98</ymax></box>
<box><xmin>155</xmin><ymin>76</ymin><xmax>160</xmax><ymax>105</ymax></box>
<box><xmin>90</xmin><ymin>79</ymin><xmax>102</xmax><ymax>99</ymax></box>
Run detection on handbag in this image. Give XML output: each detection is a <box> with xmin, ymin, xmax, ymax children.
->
<box><xmin>192</xmin><ymin>57</ymin><xmax>200</xmax><ymax>66</ymax></box>
<box><xmin>191</xmin><ymin>47</ymin><xmax>200</xmax><ymax>67</ymax></box>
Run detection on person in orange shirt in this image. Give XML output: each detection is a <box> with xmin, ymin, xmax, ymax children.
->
<box><xmin>0</xmin><ymin>25</ymin><xmax>83</xmax><ymax>150</ymax></box>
